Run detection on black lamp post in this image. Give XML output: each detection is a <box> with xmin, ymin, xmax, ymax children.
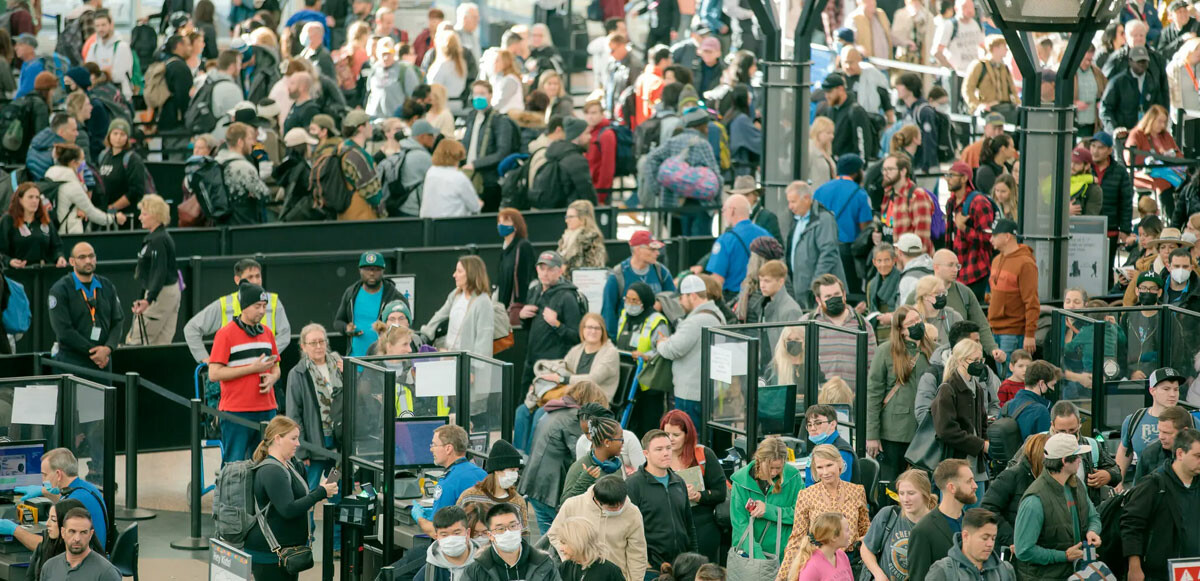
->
<box><xmin>981</xmin><ymin>0</ymin><xmax>1121</xmax><ymax>300</ymax></box>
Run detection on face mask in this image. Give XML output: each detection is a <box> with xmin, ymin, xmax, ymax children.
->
<box><xmin>1172</xmin><ymin>268</ymin><xmax>1190</xmax><ymax>284</ymax></box>
<box><xmin>906</xmin><ymin>323</ymin><xmax>925</xmax><ymax>342</ymax></box>
<box><xmin>439</xmin><ymin>535</ymin><xmax>469</xmax><ymax>557</ymax></box>
<box><xmin>785</xmin><ymin>340</ymin><xmax>803</xmax><ymax>356</ymax></box>
<box><xmin>493</xmin><ymin>529</ymin><xmax>522</xmax><ymax>552</ymax></box>
<box><xmin>967</xmin><ymin>361</ymin><xmax>988</xmax><ymax>378</ymax></box>
<box><xmin>1139</xmin><ymin>291</ymin><xmax>1159</xmax><ymax>306</ymax></box>
<box><xmin>823</xmin><ymin>296</ymin><xmax>846</xmax><ymax>316</ymax></box>
<box><xmin>496</xmin><ymin>470</ymin><xmax>520</xmax><ymax>489</ymax></box>
<box><xmin>808</xmin><ymin>430</ymin><xmax>835</xmax><ymax>445</ymax></box>
<box><xmin>472</xmin><ymin>96</ymin><xmax>489</xmax><ymax>111</ymax></box>
<box><xmin>497</xmin><ymin>223</ymin><xmax>515</xmax><ymax>237</ymax></box>
<box><xmin>932</xmin><ymin>295</ymin><xmax>947</xmax><ymax>310</ymax></box>
<box><xmin>43</xmin><ymin>480</ymin><xmax>60</xmax><ymax>495</ymax></box>
<box><xmin>624</xmin><ymin>302</ymin><xmax>644</xmax><ymax>316</ymax></box>
<box><xmin>597</xmin><ymin>501</ymin><xmax>625</xmax><ymax>517</ymax></box>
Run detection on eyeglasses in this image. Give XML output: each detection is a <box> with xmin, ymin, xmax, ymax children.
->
<box><xmin>489</xmin><ymin>522</ymin><xmax>523</xmax><ymax>534</ymax></box>
<box><xmin>806</xmin><ymin>419</ymin><xmax>831</xmax><ymax>429</ymax></box>
<box><xmin>304</xmin><ymin>339</ymin><xmax>328</xmax><ymax>346</ymax></box>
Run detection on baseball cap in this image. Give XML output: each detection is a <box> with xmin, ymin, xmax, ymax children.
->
<box><xmin>896</xmin><ymin>233</ymin><xmax>925</xmax><ymax>254</ymax></box>
<box><xmin>1137</xmin><ymin>271</ymin><xmax>1164</xmax><ymax>289</ymax></box>
<box><xmin>1071</xmin><ymin>146</ymin><xmax>1092</xmax><ymax>165</ymax></box>
<box><xmin>1129</xmin><ymin>46</ymin><xmax>1151</xmax><ymax>63</ymax></box>
<box><xmin>948</xmin><ymin>161</ymin><xmax>973</xmax><ymax>177</ymax></box>
<box><xmin>987</xmin><ymin>218</ymin><xmax>1019</xmax><ymax>236</ymax></box>
<box><xmin>537</xmin><ymin>250</ymin><xmax>564</xmax><ymax>268</ymax></box>
<box><xmin>700</xmin><ymin>37</ymin><xmax>721</xmax><ymax>53</ymax></box>
<box><xmin>311</xmin><ymin>114</ymin><xmax>337</xmax><ymax>135</ymax></box>
<box><xmin>821</xmin><ymin>72</ymin><xmax>846</xmax><ymax>91</ymax></box>
<box><xmin>1149</xmin><ymin>367</ymin><xmax>1187</xmax><ymax>386</ymax></box>
<box><xmin>1043</xmin><ymin>433</ymin><xmax>1091</xmax><ymax>460</ymax></box>
<box><xmin>1091</xmin><ymin>132</ymin><xmax>1114</xmax><ymax>148</ymax></box>
<box><xmin>358</xmin><ymin>251</ymin><xmax>385</xmax><ymax>268</ymax></box>
<box><xmin>283</xmin><ymin>127</ymin><xmax>319</xmax><ymax>147</ymax></box>
<box><xmin>679</xmin><ymin>274</ymin><xmax>707</xmax><ymax>295</ymax></box>
<box><xmin>985</xmin><ymin>112</ymin><xmax>1005</xmax><ymax>126</ymax></box>
<box><xmin>629</xmin><ymin>230</ymin><xmax>664</xmax><ymax>249</ymax></box>
<box><xmin>409</xmin><ymin>120</ymin><xmax>438</xmax><ymax>137</ymax></box>
<box><xmin>343</xmin><ymin>110</ymin><xmax>371</xmax><ymax>131</ymax></box>
<box><xmin>14</xmin><ymin>33</ymin><xmax>36</xmax><ymax>48</ymax></box>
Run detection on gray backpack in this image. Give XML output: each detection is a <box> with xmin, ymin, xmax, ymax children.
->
<box><xmin>212</xmin><ymin>459</ymin><xmax>266</xmax><ymax>547</ymax></box>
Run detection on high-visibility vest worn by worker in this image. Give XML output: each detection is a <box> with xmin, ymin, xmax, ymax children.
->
<box><xmin>219</xmin><ymin>292</ymin><xmax>281</xmax><ymax>334</ymax></box>
<box><xmin>394</xmin><ymin>383</ymin><xmax>452</xmax><ymax>417</ymax></box>
<box><xmin>617</xmin><ymin>311</ymin><xmax>669</xmax><ymax>391</ymax></box>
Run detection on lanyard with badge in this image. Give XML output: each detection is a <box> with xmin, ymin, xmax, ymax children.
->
<box><xmin>80</xmin><ymin>286</ymin><xmax>101</xmax><ymax>341</ymax></box>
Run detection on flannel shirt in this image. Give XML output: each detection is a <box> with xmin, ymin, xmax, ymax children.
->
<box><xmin>883</xmin><ymin>179</ymin><xmax>934</xmax><ymax>254</ymax></box>
<box><xmin>638</xmin><ymin>129</ymin><xmax>719</xmax><ymax>207</ymax></box>
<box><xmin>341</xmin><ymin>140</ymin><xmax>382</xmax><ymax>205</ymax></box>
<box><xmin>946</xmin><ymin>191</ymin><xmax>995</xmax><ymax>285</ymax></box>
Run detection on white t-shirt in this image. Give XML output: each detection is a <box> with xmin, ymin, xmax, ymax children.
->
<box><xmin>933</xmin><ymin>17</ymin><xmax>985</xmax><ymax>76</ymax></box>
<box><xmin>446</xmin><ymin>293</ymin><xmax>472</xmax><ymax>349</ymax></box>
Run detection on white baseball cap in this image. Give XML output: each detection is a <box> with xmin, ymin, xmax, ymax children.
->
<box><xmin>1043</xmin><ymin>433</ymin><xmax>1091</xmax><ymax>460</ymax></box>
<box><xmin>679</xmin><ymin>275</ymin><xmax>707</xmax><ymax>295</ymax></box>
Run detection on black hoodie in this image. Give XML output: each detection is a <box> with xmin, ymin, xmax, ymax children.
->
<box><xmin>460</xmin><ymin>540</ymin><xmax>559</xmax><ymax>581</ymax></box>
<box><xmin>523</xmin><ymin>278</ymin><xmax>583</xmax><ymax>380</ymax></box>
<box><xmin>538</xmin><ymin>140</ymin><xmax>597</xmax><ymax>208</ymax></box>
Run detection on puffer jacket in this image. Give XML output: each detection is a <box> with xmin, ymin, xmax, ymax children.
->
<box><xmin>44</xmin><ymin>165</ymin><xmax>115</xmax><ymax>234</ymax></box>
<box><xmin>517</xmin><ymin>397</ymin><xmax>582</xmax><ymax>509</ymax></box>
<box><xmin>25</xmin><ymin>128</ymin><xmax>63</xmax><ymax>180</ymax></box>
<box><xmin>1096</xmin><ymin>157</ymin><xmax>1135</xmax><ymax>236</ymax></box>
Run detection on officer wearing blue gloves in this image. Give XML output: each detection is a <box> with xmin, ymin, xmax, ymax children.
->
<box><xmin>414</xmin><ymin>425</ymin><xmax>485</xmax><ymax>536</ymax></box>
<box><xmin>8</xmin><ymin>448</ymin><xmax>109</xmax><ymax>550</ymax></box>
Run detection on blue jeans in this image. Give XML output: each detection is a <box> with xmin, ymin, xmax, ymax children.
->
<box><xmin>527</xmin><ymin>497</ymin><xmax>558</xmax><ymax>536</ymax></box>
<box><xmin>220</xmin><ymin>409</ymin><xmax>277</xmax><ymax>465</ymax></box>
<box><xmin>305</xmin><ymin>436</ymin><xmax>341</xmax><ymax>549</ymax></box>
<box><xmin>675</xmin><ymin>397</ymin><xmax>702</xmax><ymax>432</ymax></box>
<box><xmin>995</xmin><ymin>334</ymin><xmax>1024</xmax><ymax>379</ymax></box>
<box><xmin>514</xmin><ymin>405</ymin><xmax>549</xmax><ymax>454</ymax></box>
<box><xmin>679</xmin><ymin>211</ymin><xmax>712</xmax><ymax>236</ymax></box>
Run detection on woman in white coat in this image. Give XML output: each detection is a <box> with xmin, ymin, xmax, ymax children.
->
<box><xmin>420</xmin><ymin>139</ymin><xmax>483</xmax><ymax>218</ymax></box>
<box><xmin>420</xmin><ymin>255</ymin><xmax>494</xmax><ymax>357</ymax></box>
<box><xmin>47</xmin><ymin>143</ymin><xmax>126</xmax><ymax>234</ymax></box>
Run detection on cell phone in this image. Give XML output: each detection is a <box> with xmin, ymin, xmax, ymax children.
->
<box><xmin>326</xmin><ymin>466</ymin><xmax>341</xmax><ymax>484</ymax></box>
<box><xmin>745</xmin><ymin>500</ymin><xmax>756</xmax><ymax>511</ymax></box>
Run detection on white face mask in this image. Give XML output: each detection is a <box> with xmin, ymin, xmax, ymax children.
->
<box><xmin>439</xmin><ymin>535</ymin><xmax>469</xmax><ymax>557</ymax></box>
<box><xmin>1172</xmin><ymin>268</ymin><xmax>1191</xmax><ymax>284</ymax></box>
<box><xmin>493</xmin><ymin>529</ymin><xmax>523</xmax><ymax>552</ymax></box>
<box><xmin>497</xmin><ymin>469</ymin><xmax>520</xmax><ymax>489</ymax></box>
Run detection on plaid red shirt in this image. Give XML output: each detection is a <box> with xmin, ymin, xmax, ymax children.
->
<box><xmin>946</xmin><ymin>191</ymin><xmax>995</xmax><ymax>285</ymax></box>
<box><xmin>883</xmin><ymin>179</ymin><xmax>935</xmax><ymax>254</ymax></box>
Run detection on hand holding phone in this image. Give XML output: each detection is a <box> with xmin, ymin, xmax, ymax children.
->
<box><xmin>326</xmin><ymin>466</ymin><xmax>341</xmax><ymax>485</ymax></box>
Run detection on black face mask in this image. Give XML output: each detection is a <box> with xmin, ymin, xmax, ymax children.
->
<box><xmin>1138</xmin><ymin>291</ymin><xmax>1159</xmax><ymax>306</ymax></box>
<box><xmin>906</xmin><ymin>323</ymin><xmax>925</xmax><ymax>342</ymax></box>
<box><xmin>785</xmin><ymin>340</ymin><xmax>803</xmax><ymax>356</ymax></box>
<box><xmin>932</xmin><ymin>295</ymin><xmax>947</xmax><ymax>310</ymax></box>
<box><xmin>823</xmin><ymin>296</ymin><xmax>846</xmax><ymax>316</ymax></box>
<box><xmin>967</xmin><ymin>360</ymin><xmax>988</xmax><ymax>378</ymax></box>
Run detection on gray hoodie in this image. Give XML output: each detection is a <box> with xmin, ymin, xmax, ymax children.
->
<box><xmin>925</xmin><ymin>533</ymin><xmax>1016</xmax><ymax>581</ymax></box>
<box><xmin>391</xmin><ymin>138</ymin><xmax>433</xmax><ymax>217</ymax></box>
<box><xmin>898</xmin><ymin>252</ymin><xmax>935</xmax><ymax>305</ymax></box>
<box><xmin>418</xmin><ymin>537</ymin><xmax>488</xmax><ymax>581</ymax></box>
<box><xmin>657</xmin><ymin>300</ymin><xmax>727</xmax><ymax>401</ymax></box>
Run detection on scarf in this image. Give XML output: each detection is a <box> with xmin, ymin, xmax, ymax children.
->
<box><xmin>591</xmin><ymin>451</ymin><xmax>623</xmax><ymax>474</ymax></box>
<box><xmin>869</xmin><ymin>268</ymin><xmax>902</xmax><ymax>311</ymax></box>
<box><xmin>303</xmin><ymin>352</ymin><xmax>343</xmax><ymax>437</ymax></box>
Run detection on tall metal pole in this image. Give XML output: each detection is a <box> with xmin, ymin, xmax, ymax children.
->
<box><xmin>116</xmin><ymin>372</ymin><xmax>155</xmax><ymax>521</ymax></box>
<box><xmin>793</xmin><ymin>0</ymin><xmax>830</xmax><ymax>183</ymax></box>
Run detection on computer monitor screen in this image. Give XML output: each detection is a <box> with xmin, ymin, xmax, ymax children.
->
<box><xmin>757</xmin><ymin>385</ymin><xmax>797</xmax><ymax>436</ymax></box>
<box><xmin>395</xmin><ymin>417</ymin><xmax>448</xmax><ymax>468</ymax></box>
<box><xmin>0</xmin><ymin>441</ymin><xmax>44</xmax><ymax>492</ymax></box>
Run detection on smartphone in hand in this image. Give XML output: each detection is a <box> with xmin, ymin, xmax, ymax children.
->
<box><xmin>326</xmin><ymin>466</ymin><xmax>341</xmax><ymax>484</ymax></box>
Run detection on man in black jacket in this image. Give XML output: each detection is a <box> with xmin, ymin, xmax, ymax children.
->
<box><xmin>461</xmin><ymin>80</ymin><xmax>517</xmax><ymax>212</ymax></box>
<box><xmin>815</xmin><ymin>72</ymin><xmax>875</xmax><ymax>161</ymax></box>
<box><xmin>1090</xmin><ymin>132</ymin><xmax>1135</xmax><ymax>287</ymax></box>
<box><xmin>1100</xmin><ymin>46</ymin><xmax>1168</xmax><ymax>133</ymax></box>
<box><xmin>908</xmin><ymin>459</ymin><xmax>977</xmax><ymax>580</ymax></box>
<box><xmin>518</xmin><ymin>251</ymin><xmax>582</xmax><ymax>388</ymax></box>
<box><xmin>49</xmin><ymin>243</ymin><xmax>123</xmax><ymax>371</ymax></box>
<box><xmin>1122</xmin><ymin>427</ymin><xmax>1200</xmax><ymax>581</ymax></box>
<box><xmin>1159</xmin><ymin>0</ymin><xmax>1200</xmax><ymax>55</ymax></box>
<box><xmin>159</xmin><ymin>34</ymin><xmax>194</xmax><ymax>159</ymax></box>
<box><xmin>1048</xmin><ymin>401</ymin><xmax>1122</xmax><ymax>504</ymax></box>
<box><xmin>333</xmin><ymin>251</ymin><xmax>406</xmax><ymax>357</ymax></box>
<box><xmin>626</xmin><ymin>430</ymin><xmax>698</xmax><ymax>574</ymax></box>
<box><xmin>532</xmin><ymin>117</ymin><xmax>596</xmax><ymax>208</ymax></box>
<box><xmin>461</xmin><ymin>503</ymin><xmax>559</xmax><ymax>581</ymax></box>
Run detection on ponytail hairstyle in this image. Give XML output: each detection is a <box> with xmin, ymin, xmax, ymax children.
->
<box><xmin>373</xmin><ymin>323</ymin><xmax>413</xmax><ymax>355</ymax></box>
<box><xmin>252</xmin><ymin>415</ymin><xmax>301</xmax><ymax>463</ymax></box>
<box><xmin>655</xmin><ymin>553</ymin><xmax>709</xmax><ymax>581</ymax></box>
<box><xmin>795</xmin><ymin>512</ymin><xmax>846</xmax><ymax>569</ymax></box>
<box><xmin>980</xmin><ymin>134</ymin><xmax>1014</xmax><ymax>165</ymax></box>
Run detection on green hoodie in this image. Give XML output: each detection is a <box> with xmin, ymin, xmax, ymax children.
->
<box><xmin>729</xmin><ymin>461</ymin><xmax>803</xmax><ymax>559</ymax></box>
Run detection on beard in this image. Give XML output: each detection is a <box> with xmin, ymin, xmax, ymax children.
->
<box><xmin>953</xmin><ymin>486</ymin><xmax>977</xmax><ymax>506</ymax></box>
<box><xmin>67</xmin><ymin>541</ymin><xmax>86</xmax><ymax>555</ymax></box>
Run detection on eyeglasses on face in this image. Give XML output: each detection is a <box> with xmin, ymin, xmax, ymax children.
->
<box><xmin>489</xmin><ymin>522</ymin><xmax>523</xmax><ymax>534</ymax></box>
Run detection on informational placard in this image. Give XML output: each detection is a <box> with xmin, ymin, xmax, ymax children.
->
<box><xmin>209</xmin><ymin>538</ymin><xmax>251</xmax><ymax>581</ymax></box>
<box><xmin>710</xmin><ymin>345</ymin><xmax>733</xmax><ymax>383</ymax></box>
<box><xmin>1170</xmin><ymin>557</ymin><xmax>1200</xmax><ymax>581</ymax></box>
<box><xmin>12</xmin><ymin>385</ymin><xmax>57</xmax><ymax>426</ymax></box>
<box><xmin>1067</xmin><ymin>216</ymin><xmax>1109</xmax><ymax>299</ymax></box>
<box><xmin>414</xmin><ymin>359</ymin><xmax>457</xmax><ymax>398</ymax></box>
<box><xmin>385</xmin><ymin>275</ymin><xmax>416</xmax><ymax>317</ymax></box>
<box><xmin>570</xmin><ymin>268</ymin><xmax>609</xmax><ymax>314</ymax></box>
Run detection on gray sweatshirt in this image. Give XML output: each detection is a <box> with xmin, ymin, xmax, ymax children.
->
<box><xmin>657</xmin><ymin>300</ymin><xmax>726</xmax><ymax>401</ymax></box>
<box><xmin>183</xmin><ymin>294</ymin><xmax>292</xmax><ymax>362</ymax></box>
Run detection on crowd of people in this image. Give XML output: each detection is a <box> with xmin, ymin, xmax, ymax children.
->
<box><xmin>5</xmin><ymin>0</ymin><xmax>1200</xmax><ymax>579</ymax></box>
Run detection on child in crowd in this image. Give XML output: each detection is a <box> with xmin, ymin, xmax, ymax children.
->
<box><xmin>998</xmin><ymin>349</ymin><xmax>1031</xmax><ymax>405</ymax></box>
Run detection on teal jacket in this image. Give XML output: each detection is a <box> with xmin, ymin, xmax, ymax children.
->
<box><xmin>729</xmin><ymin>461</ymin><xmax>803</xmax><ymax>559</ymax></box>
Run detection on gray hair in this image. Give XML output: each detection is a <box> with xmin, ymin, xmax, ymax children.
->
<box><xmin>44</xmin><ymin>448</ymin><xmax>79</xmax><ymax>477</ymax></box>
<box><xmin>300</xmin><ymin>323</ymin><xmax>327</xmax><ymax>345</ymax></box>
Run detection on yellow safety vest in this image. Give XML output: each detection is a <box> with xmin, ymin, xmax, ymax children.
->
<box><xmin>219</xmin><ymin>292</ymin><xmax>280</xmax><ymax>334</ymax></box>
<box><xmin>394</xmin><ymin>381</ymin><xmax>451</xmax><ymax>417</ymax></box>
<box><xmin>617</xmin><ymin>312</ymin><xmax>669</xmax><ymax>354</ymax></box>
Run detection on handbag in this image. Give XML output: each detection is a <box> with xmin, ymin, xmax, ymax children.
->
<box><xmin>507</xmin><ymin>246</ymin><xmax>524</xmax><ymax>327</ymax></box>
<box><xmin>725</xmin><ymin>512</ymin><xmax>782</xmax><ymax>581</ymax></box>
<box><xmin>637</xmin><ymin>354</ymin><xmax>674</xmax><ymax>393</ymax></box>
<box><xmin>904</xmin><ymin>409</ymin><xmax>944</xmax><ymax>472</ymax></box>
<box><xmin>489</xmin><ymin>291</ymin><xmax>515</xmax><ymax>353</ymax></box>
<box><xmin>1067</xmin><ymin>560</ymin><xmax>1117</xmax><ymax>581</ymax></box>
<box><xmin>656</xmin><ymin>143</ymin><xmax>721</xmax><ymax>201</ymax></box>
<box><xmin>178</xmin><ymin>193</ymin><xmax>206</xmax><ymax>227</ymax></box>
<box><xmin>255</xmin><ymin>458</ymin><xmax>316</xmax><ymax>575</ymax></box>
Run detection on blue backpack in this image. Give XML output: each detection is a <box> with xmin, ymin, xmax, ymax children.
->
<box><xmin>3</xmin><ymin>276</ymin><xmax>30</xmax><ymax>334</ymax></box>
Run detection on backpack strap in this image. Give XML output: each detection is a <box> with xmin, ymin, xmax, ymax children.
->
<box><xmin>1123</xmin><ymin>407</ymin><xmax>1149</xmax><ymax>450</ymax></box>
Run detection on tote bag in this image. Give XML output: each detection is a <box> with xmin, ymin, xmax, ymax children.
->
<box><xmin>726</xmin><ymin>512</ymin><xmax>782</xmax><ymax>581</ymax></box>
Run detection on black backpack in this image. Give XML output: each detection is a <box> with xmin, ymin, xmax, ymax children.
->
<box><xmin>986</xmin><ymin>399</ymin><xmax>1035</xmax><ymax>476</ymax></box>
<box><xmin>528</xmin><ymin>156</ymin><xmax>567</xmax><ymax>209</ymax></box>
<box><xmin>309</xmin><ymin>144</ymin><xmax>353</xmax><ymax>214</ymax></box>
<box><xmin>634</xmin><ymin>113</ymin><xmax>673</xmax><ymax>157</ymax></box>
<box><xmin>914</xmin><ymin>101</ymin><xmax>955</xmax><ymax>163</ymax></box>
<box><xmin>499</xmin><ymin>156</ymin><xmax>532</xmax><ymax>210</ymax></box>
<box><xmin>56</xmin><ymin>8</ymin><xmax>90</xmax><ymax>66</ymax></box>
<box><xmin>185</xmin><ymin>77</ymin><xmax>235</xmax><ymax>134</ymax></box>
<box><xmin>184</xmin><ymin>156</ymin><xmax>234</xmax><ymax>223</ymax></box>
<box><xmin>377</xmin><ymin>149</ymin><xmax>413</xmax><ymax>216</ymax></box>
<box><xmin>130</xmin><ymin>24</ymin><xmax>157</xmax><ymax>74</ymax></box>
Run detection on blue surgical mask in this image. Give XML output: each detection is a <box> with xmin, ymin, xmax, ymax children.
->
<box><xmin>624</xmin><ymin>302</ymin><xmax>643</xmax><ymax>316</ymax></box>
<box><xmin>497</xmin><ymin>223</ymin><xmax>515</xmax><ymax>237</ymax></box>
<box><xmin>43</xmin><ymin>480</ymin><xmax>60</xmax><ymax>495</ymax></box>
<box><xmin>807</xmin><ymin>431</ymin><xmax>835</xmax><ymax>445</ymax></box>
<box><xmin>472</xmin><ymin>96</ymin><xmax>489</xmax><ymax>111</ymax></box>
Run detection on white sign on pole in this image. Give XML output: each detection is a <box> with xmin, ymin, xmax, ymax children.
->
<box><xmin>571</xmin><ymin>268</ymin><xmax>609</xmax><ymax>314</ymax></box>
<box><xmin>1067</xmin><ymin>216</ymin><xmax>1109</xmax><ymax>299</ymax></box>
<box><xmin>710</xmin><ymin>345</ymin><xmax>733</xmax><ymax>384</ymax></box>
<box><xmin>386</xmin><ymin>275</ymin><xmax>416</xmax><ymax>316</ymax></box>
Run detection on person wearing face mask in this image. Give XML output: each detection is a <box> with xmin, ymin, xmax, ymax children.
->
<box><xmin>416</xmin><ymin>506</ymin><xmax>489</xmax><ymax>581</ymax></box>
<box><xmin>615</xmin><ymin>281</ymin><xmax>673</xmax><ymax>432</ymax></box>
<box><xmin>802</xmin><ymin>274</ymin><xmax>878</xmax><ymax>389</ymax></box>
<box><xmin>1161</xmin><ymin>247</ymin><xmax>1200</xmax><ymax>311</ymax></box>
<box><xmin>800</xmin><ymin>405</ymin><xmax>855</xmax><ymax>486</ymax></box>
<box><xmin>560</xmin><ymin>417</ymin><xmax>625</xmax><ymax>503</ymax></box>
<box><xmin>867</xmin><ymin>305</ymin><xmax>933</xmax><ymax>482</ymax></box>
<box><xmin>932</xmin><ymin>339</ymin><xmax>992</xmax><ymax>506</ymax></box>
<box><xmin>460</xmin><ymin>80</ymin><xmax>518</xmax><ymax>212</ymax></box>
<box><xmin>1001</xmin><ymin>361</ymin><xmax>1059</xmax><ymax>443</ymax></box>
<box><xmin>456</xmin><ymin>440</ymin><xmax>539</xmax><ymax>537</ymax></box>
<box><xmin>1122</xmin><ymin>227</ymin><xmax>1190</xmax><ymax>306</ymax></box>
<box><xmin>460</xmin><ymin>503</ymin><xmax>559</xmax><ymax>581</ymax></box>
<box><xmin>1121</xmin><ymin>273</ymin><xmax>1177</xmax><ymax>381</ymax></box>
<box><xmin>601</xmin><ymin>231</ymin><xmax>675</xmax><ymax>336</ymax></box>
<box><xmin>549</xmin><ymin>475</ymin><xmax>648</xmax><ymax>581</ymax></box>
<box><xmin>767</xmin><ymin>326</ymin><xmax>827</xmax><ymax>393</ymax></box>
<box><xmin>912</xmin><ymin>275</ymin><xmax>963</xmax><ymax>350</ymax></box>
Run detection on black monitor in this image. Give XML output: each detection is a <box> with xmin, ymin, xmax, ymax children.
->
<box><xmin>757</xmin><ymin>385</ymin><xmax>797</xmax><ymax>436</ymax></box>
<box><xmin>0</xmin><ymin>440</ymin><xmax>44</xmax><ymax>493</ymax></box>
<box><xmin>395</xmin><ymin>416</ymin><xmax>449</xmax><ymax>468</ymax></box>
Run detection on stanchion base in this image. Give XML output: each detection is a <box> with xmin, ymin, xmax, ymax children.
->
<box><xmin>115</xmin><ymin>507</ymin><xmax>156</xmax><ymax>521</ymax></box>
<box><xmin>170</xmin><ymin>537</ymin><xmax>210</xmax><ymax>551</ymax></box>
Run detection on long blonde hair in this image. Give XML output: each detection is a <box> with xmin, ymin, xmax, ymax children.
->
<box><xmin>818</xmin><ymin>377</ymin><xmax>853</xmax><ymax>405</ymax></box>
<box><xmin>752</xmin><ymin>437</ymin><xmax>790</xmax><ymax>493</ymax></box>
<box><xmin>435</xmin><ymin>29</ymin><xmax>467</xmax><ymax>77</ymax></box>
<box><xmin>773</xmin><ymin>326</ymin><xmax>806</xmax><ymax>383</ymax></box>
<box><xmin>428</xmin><ymin>83</ymin><xmax>450</xmax><ymax>115</ymax></box>
<box><xmin>810</xmin><ymin>116</ymin><xmax>834</xmax><ymax>154</ymax></box>
<box><xmin>553</xmin><ymin>517</ymin><xmax>610</xmax><ymax>568</ymax></box>
<box><xmin>795</xmin><ymin>512</ymin><xmax>846</xmax><ymax>569</ymax></box>
<box><xmin>895</xmin><ymin>469</ymin><xmax>938</xmax><ymax>511</ymax></box>
<box><xmin>1134</xmin><ymin>104</ymin><xmax>1169</xmax><ymax>136</ymax></box>
<box><xmin>913</xmin><ymin>275</ymin><xmax>945</xmax><ymax>318</ymax></box>
<box><xmin>943</xmin><ymin>339</ymin><xmax>984</xmax><ymax>382</ymax></box>
<box><xmin>568</xmin><ymin>200</ymin><xmax>601</xmax><ymax>235</ymax></box>
<box><xmin>252</xmin><ymin>416</ymin><xmax>301</xmax><ymax>462</ymax></box>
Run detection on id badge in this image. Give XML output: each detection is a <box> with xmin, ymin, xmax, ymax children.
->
<box><xmin>90</xmin><ymin>326</ymin><xmax>101</xmax><ymax>341</ymax></box>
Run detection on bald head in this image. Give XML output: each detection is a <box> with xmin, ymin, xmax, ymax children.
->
<box><xmin>724</xmin><ymin>194</ymin><xmax>751</xmax><ymax>222</ymax></box>
<box><xmin>932</xmin><ymin>249</ymin><xmax>960</xmax><ymax>283</ymax></box>
<box><xmin>70</xmin><ymin>242</ymin><xmax>97</xmax><ymax>277</ymax></box>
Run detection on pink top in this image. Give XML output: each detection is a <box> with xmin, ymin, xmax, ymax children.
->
<box><xmin>796</xmin><ymin>549</ymin><xmax>853</xmax><ymax>581</ymax></box>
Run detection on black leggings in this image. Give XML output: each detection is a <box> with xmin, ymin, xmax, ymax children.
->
<box><xmin>693</xmin><ymin>509</ymin><xmax>722</xmax><ymax>565</ymax></box>
<box><xmin>251</xmin><ymin>562</ymin><xmax>298</xmax><ymax>581</ymax></box>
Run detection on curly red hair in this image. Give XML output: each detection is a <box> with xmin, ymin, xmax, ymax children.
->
<box><xmin>8</xmin><ymin>182</ymin><xmax>50</xmax><ymax>225</ymax></box>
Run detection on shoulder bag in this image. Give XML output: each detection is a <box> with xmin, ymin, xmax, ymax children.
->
<box><xmin>726</xmin><ymin>511</ymin><xmax>783</xmax><ymax>581</ymax></box>
<box><xmin>255</xmin><ymin>458</ymin><xmax>315</xmax><ymax>575</ymax></box>
<box><xmin>506</xmin><ymin>246</ymin><xmax>525</xmax><ymax>327</ymax></box>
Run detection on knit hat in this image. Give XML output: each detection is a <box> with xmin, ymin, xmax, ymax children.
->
<box><xmin>563</xmin><ymin>117</ymin><xmax>588</xmax><ymax>142</ymax></box>
<box><xmin>484</xmin><ymin>440</ymin><xmax>523</xmax><ymax>473</ymax></box>
<box><xmin>683</xmin><ymin>106</ymin><xmax>709</xmax><ymax>128</ymax></box>
<box><xmin>238</xmin><ymin>281</ymin><xmax>269</xmax><ymax>308</ymax></box>
<box><xmin>677</xmin><ymin>84</ymin><xmax>700</xmax><ymax>110</ymax></box>
<box><xmin>1137</xmin><ymin>271</ymin><xmax>1165</xmax><ymax>289</ymax></box>
<box><xmin>835</xmin><ymin>27</ymin><xmax>855</xmax><ymax>45</ymax></box>
<box><xmin>65</xmin><ymin>66</ymin><xmax>91</xmax><ymax>90</ymax></box>
<box><xmin>382</xmin><ymin>299</ymin><xmax>411</xmax><ymax>324</ymax></box>
<box><xmin>33</xmin><ymin>72</ymin><xmax>57</xmax><ymax>92</ymax></box>
<box><xmin>106</xmin><ymin>118</ymin><xmax>132</xmax><ymax>140</ymax></box>
<box><xmin>749</xmin><ymin>236</ymin><xmax>784</xmax><ymax>260</ymax></box>
<box><xmin>836</xmin><ymin>153</ymin><xmax>864</xmax><ymax>176</ymax></box>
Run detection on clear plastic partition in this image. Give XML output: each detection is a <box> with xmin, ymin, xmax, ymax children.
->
<box><xmin>64</xmin><ymin>376</ymin><xmax>115</xmax><ymax>514</ymax></box>
<box><xmin>808</xmin><ymin>321</ymin><xmax>870</xmax><ymax>455</ymax></box>
<box><xmin>1078</xmin><ymin>306</ymin><xmax>1162</xmax><ymax>434</ymax></box>
<box><xmin>465</xmin><ymin>354</ymin><xmax>514</xmax><ymax>459</ymax></box>
<box><xmin>701</xmin><ymin>328</ymin><xmax>755</xmax><ymax>447</ymax></box>
<box><xmin>1165</xmin><ymin>306</ymin><xmax>1200</xmax><ymax>407</ymax></box>
<box><xmin>347</xmin><ymin>359</ymin><xmax>389</xmax><ymax>464</ymax></box>
<box><xmin>0</xmin><ymin>377</ymin><xmax>61</xmax><ymax>444</ymax></box>
<box><xmin>1048</xmin><ymin>309</ymin><xmax>1107</xmax><ymax>436</ymax></box>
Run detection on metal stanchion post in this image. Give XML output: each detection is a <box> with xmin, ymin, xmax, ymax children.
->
<box><xmin>322</xmin><ymin>503</ymin><xmax>336</xmax><ymax>581</ymax></box>
<box><xmin>171</xmin><ymin>398</ymin><xmax>210</xmax><ymax>550</ymax></box>
<box><xmin>116</xmin><ymin>372</ymin><xmax>155</xmax><ymax>520</ymax></box>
